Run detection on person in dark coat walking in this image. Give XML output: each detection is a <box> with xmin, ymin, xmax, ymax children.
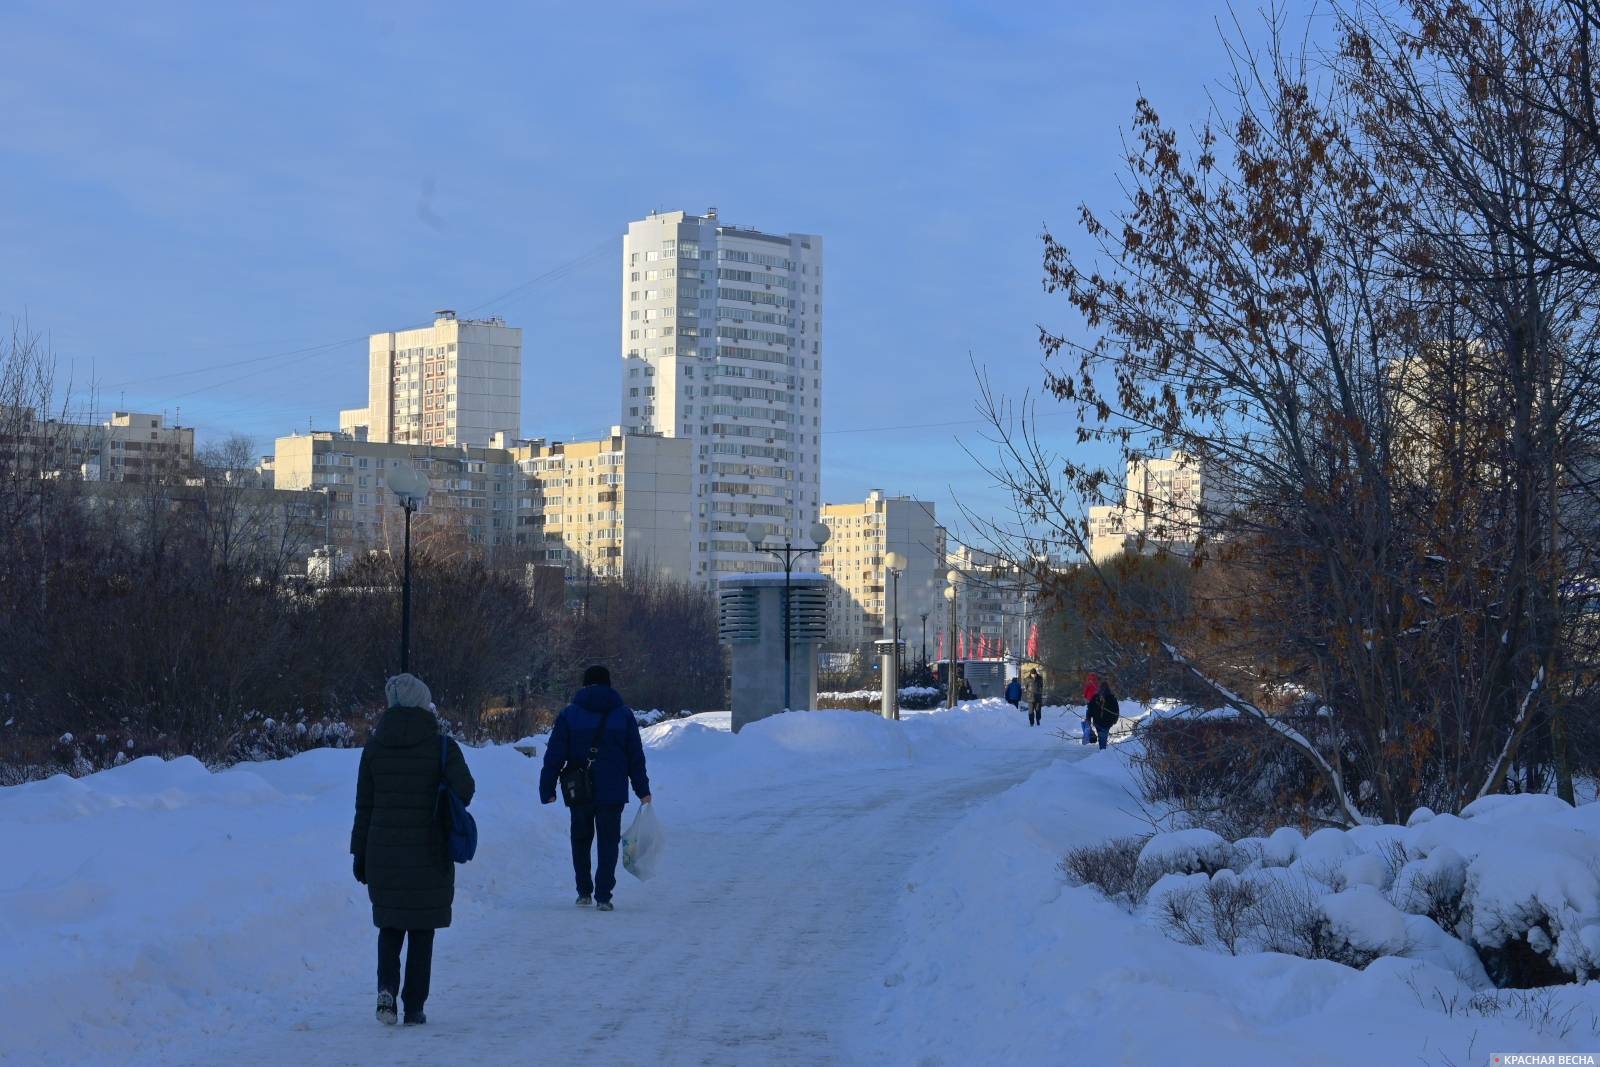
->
<box><xmin>351</xmin><ymin>673</ymin><xmax>475</xmax><ymax>1026</ymax></box>
<box><xmin>540</xmin><ymin>665</ymin><xmax>651</xmax><ymax>912</ymax></box>
<box><xmin>1086</xmin><ymin>675</ymin><xmax>1121</xmax><ymax>750</ymax></box>
<box><xmin>1026</xmin><ymin>670</ymin><xmax>1045</xmax><ymax>727</ymax></box>
<box><xmin>1004</xmin><ymin>677</ymin><xmax>1022</xmax><ymax>708</ymax></box>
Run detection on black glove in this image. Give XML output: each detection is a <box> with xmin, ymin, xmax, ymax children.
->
<box><xmin>353</xmin><ymin>854</ymin><xmax>367</xmax><ymax>885</ymax></box>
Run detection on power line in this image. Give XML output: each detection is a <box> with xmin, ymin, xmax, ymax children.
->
<box><xmin>100</xmin><ymin>237</ymin><xmax>617</xmax><ymax>396</ymax></box>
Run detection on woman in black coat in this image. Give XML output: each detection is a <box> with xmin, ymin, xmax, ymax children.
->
<box><xmin>351</xmin><ymin>673</ymin><xmax>475</xmax><ymax>1026</ymax></box>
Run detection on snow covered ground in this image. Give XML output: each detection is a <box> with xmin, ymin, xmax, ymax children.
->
<box><xmin>5</xmin><ymin>696</ymin><xmax>1599</xmax><ymax>1066</ymax></box>
<box><xmin>0</xmin><ymin>698</ymin><xmax>1079</xmax><ymax>1066</ymax></box>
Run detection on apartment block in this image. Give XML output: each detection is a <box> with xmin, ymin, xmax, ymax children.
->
<box><xmin>340</xmin><ymin>310</ymin><xmax>521</xmax><ymax>448</ymax></box>
<box><xmin>818</xmin><ymin>491</ymin><xmax>945</xmax><ymax>656</ymax></box>
<box><xmin>271</xmin><ymin>428</ymin><xmax>691</xmax><ymax>581</ymax></box>
<box><xmin>617</xmin><ymin>209</ymin><xmax>823</xmax><ymax>587</ymax></box>
<box><xmin>945</xmin><ymin>543</ymin><xmax>1038</xmax><ymax>663</ymax></box>
<box><xmin>1087</xmin><ymin>450</ymin><xmax>1213</xmax><ymax>562</ymax></box>
<box><xmin>508</xmin><ymin>432</ymin><xmax>692</xmax><ymax>582</ymax></box>
<box><xmin>4</xmin><ymin>409</ymin><xmax>197</xmax><ymax>484</ymax></box>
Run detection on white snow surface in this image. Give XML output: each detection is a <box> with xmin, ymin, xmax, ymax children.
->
<box><xmin>5</xmin><ymin>696</ymin><xmax>1600</xmax><ymax>1065</ymax></box>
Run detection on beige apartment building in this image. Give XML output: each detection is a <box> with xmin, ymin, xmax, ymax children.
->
<box><xmin>340</xmin><ymin>310</ymin><xmax>522</xmax><ymax>448</ymax></box>
<box><xmin>1088</xmin><ymin>450</ymin><xmax>1213</xmax><ymax>562</ymax></box>
<box><xmin>10</xmin><ymin>409</ymin><xmax>197</xmax><ymax>484</ymax></box>
<box><xmin>818</xmin><ymin>491</ymin><xmax>944</xmax><ymax>657</ymax></box>
<box><xmin>508</xmin><ymin>433</ymin><xmax>692</xmax><ymax>582</ymax></box>
<box><xmin>272</xmin><ymin>428</ymin><xmax>691</xmax><ymax>581</ymax></box>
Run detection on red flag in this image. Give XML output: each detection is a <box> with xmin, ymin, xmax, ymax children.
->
<box><xmin>1027</xmin><ymin>624</ymin><xmax>1039</xmax><ymax>660</ymax></box>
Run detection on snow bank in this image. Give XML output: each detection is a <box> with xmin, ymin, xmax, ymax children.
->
<box><xmin>862</xmin><ymin>734</ymin><xmax>1600</xmax><ymax>1065</ymax></box>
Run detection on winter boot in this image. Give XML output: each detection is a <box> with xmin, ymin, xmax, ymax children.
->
<box><xmin>596</xmin><ymin>900</ymin><xmax>615</xmax><ymax>912</ymax></box>
<box><xmin>576</xmin><ymin>895</ymin><xmax>593</xmax><ymax>907</ymax></box>
<box><xmin>403</xmin><ymin>1011</ymin><xmax>427</xmax><ymax>1026</ymax></box>
<box><xmin>376</xmin><ymin>991</ymin><xmax>397</xmax><ymax>1026</ymax></box>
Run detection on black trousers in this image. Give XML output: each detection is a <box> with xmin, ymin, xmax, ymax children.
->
<box><xmin>570</xmin><ymin>804</ymin><xmax>624</xmax><ymax>903</ymax></box>
<box><xmin>377</xmin><ymin>928</ymin><xmax>435</xmax><ymax>1014</ymax></box>
<box><xmin>1028</xmin><ymin>702</ymin><xmax>1043</xmax><ymax>726</ymax></box>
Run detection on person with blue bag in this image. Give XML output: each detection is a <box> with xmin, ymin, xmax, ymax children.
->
<box><xmin>350</xmin><ymin>673</ymin><xmax>475</xmax><ymax>1027</ymax></box>
<box><xmin>540</xmin><ymin>665</ymin><xmax>652</xmax><ymax>912</ymax></box>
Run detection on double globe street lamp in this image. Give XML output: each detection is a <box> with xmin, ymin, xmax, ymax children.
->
<box><xmin>944</xmin><ymin>568</ymin><xmax>964</xmax><ymax>709</ymax></box>
<box><xmin>882</xmin><ymin>551</ymin><xmax>908</xmax><ymax>718</ymax></box>
<box><xmin>747</xmin><ymin>521</ymin><xmax>832</xmax><ymax>713</ymax></box>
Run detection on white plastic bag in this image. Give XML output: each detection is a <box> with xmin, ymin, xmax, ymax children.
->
<box><xmin>621</xmin><ymin>803</ymin><xmax>666</xmax><ymax>881</ymax></box>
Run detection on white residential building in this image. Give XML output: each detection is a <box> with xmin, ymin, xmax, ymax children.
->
<box><xmin>340</xmin><ymin>310</ymin><xmax>521</xmax><ymax>448</ymax></box>
<box><xmin>818</xmin><ymin>491</ymin><xmax>946</xmax><ymax>656</ymax></box>
<box><xmin>617</xmin><ymin>209</ymin><xmax>823</xmax><ymax>587</ymax></box>
<box><xmin>1088</xmin><ymin>450</ymin><xmax>1213</xmax><ymax>562</ymax></box>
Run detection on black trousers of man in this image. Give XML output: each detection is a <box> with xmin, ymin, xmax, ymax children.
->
<box><xmin>377</xmin><ymin>928</ymin><xmax>435</xmax><ymax>1016</ymax></box>
<box><xmin>1029</xmin><ymin>701</ymin><xmax>1043</xmax><ymax>726</ymax></box>
<box><xmin>570</xmin><ymin>804</ymin><xmax>625</xmax><ymax>904</ymax></box>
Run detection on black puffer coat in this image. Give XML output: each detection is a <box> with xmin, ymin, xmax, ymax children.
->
<box><xmin>350</xmin><ymin>705</ymin><xmax>475</xmax><ymax>930</ymax></box>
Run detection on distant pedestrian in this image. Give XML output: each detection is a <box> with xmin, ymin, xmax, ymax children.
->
<box><xmin>540</xmin><ymin>665</ymin><xmax>652</xmax><ymax>912</ymax></box>
<box><xmin>1027</xmin><ymin>670</ymin><xmax>1045</xmax><ymax>727</ymax></box>
<box><xmin>1004</xmin><ymin>676</ymin><xmax>1022</xmax><ymax>708</ymax></box>
<box><xmin>1087</xmin><ymin>675</ymin><xmax>1121</xmax><ymax>750</ymax></box>
<box><xmin>351</xmin><ymin>673</ymin><xmax>475</xmax><ymax>1027</ymax></box>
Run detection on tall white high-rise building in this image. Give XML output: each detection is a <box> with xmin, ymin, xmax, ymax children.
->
<box><xmin>340</xmin><ymin>310</ymin><xmax>521</xmax><ymax>448</ymax></box>
<box><xmin>618</xmin><ymin>209</ymin><xmax>823</xmax><ymax>586</ymax></box>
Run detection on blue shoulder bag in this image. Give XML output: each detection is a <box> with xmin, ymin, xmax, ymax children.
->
<box><xmin>437</xmin><ymin>735</ymin><xmax>478</xmax><ymax>863</ymax></box>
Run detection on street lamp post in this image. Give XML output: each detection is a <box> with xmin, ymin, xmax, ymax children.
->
<box><xmin>944</xmin><ymin>569</ymin><xmax>963</xmax><ymax>709</ymax></box>
<box><xmin>919</xmin><ymin>611</ymin><xmax>929</xmax><ymax>668</ymax></box>
<box><xmin>748</xmin><ymin>521</ymin><xmax>832</xmax><ymax>712</ymax></box>
<box><xmin>883</xmin><ymin>551</ymin><xmax>907</xmax><ymax>718</ymax></box>
<box><xmin>387</xmin><ymin>464</ymin><xmax>429</xmax><ymax>673</ymax></box>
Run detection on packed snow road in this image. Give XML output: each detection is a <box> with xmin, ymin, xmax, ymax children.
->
<box><xmin>0</xmin><ymin>703</ymin><xmax>1083</xmax><ymax>1067</ymax></box>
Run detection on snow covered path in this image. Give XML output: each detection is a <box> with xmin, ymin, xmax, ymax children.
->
<box><xmin>2</xmin><ymin>703</ymin><xmax>1080</xmax><ymax>1067</ymax></box>
<box><xmin>173</xmin><ymin>749</ymin><xmax>1061</xmax><ymax>1067</ymax></box>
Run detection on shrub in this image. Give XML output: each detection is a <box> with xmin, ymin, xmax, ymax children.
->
<box><xmin>1133</xmin><ymin>716</ymin><xmax>1344</xmax><ymax>837</ymax></box>
<box><xmin>1060</xmin><ymin>836</ymin><xmax>1157</xmax><ymax>909</ymax></box>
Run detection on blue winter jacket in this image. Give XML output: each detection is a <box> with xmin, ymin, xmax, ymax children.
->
<box><xmin>539</xmin><ymin>685</ymin><xmax>652</xmax><ymax>807</ymax></box>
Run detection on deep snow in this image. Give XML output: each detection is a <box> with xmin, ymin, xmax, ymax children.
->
<box><xmin>6</xmin><ymin>696</ymin><xmax>1599</xmax><ymax>1066</ymax></box>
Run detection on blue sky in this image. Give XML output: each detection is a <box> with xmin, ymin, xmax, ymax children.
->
<box><xmin>0</xmin><ymin>0</ymin><xmax>1305</xmax><ymax>541</ymax></box>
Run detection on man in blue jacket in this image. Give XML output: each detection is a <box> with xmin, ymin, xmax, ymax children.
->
<box><xmin>540</xmin><ymin>665</ymin><xmax>652</xmax><ymax>912</ymax></box>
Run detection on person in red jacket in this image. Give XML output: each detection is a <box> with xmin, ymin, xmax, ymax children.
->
<box><xmin>1080</xmin><ymin>673</ymin><xmax>1100</xmax><ymax>745</ymax></box>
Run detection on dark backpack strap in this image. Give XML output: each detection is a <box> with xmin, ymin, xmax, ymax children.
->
<box><xmin>586</xmin><ymin>706</ymin><xmax>614</xmax><ymax>766</ymax></box>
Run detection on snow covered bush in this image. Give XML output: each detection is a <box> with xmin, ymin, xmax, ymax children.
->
<box><xmin>1137</xmin><ymin>828</ymin><xmax>1235</xmax><ymax>878</ymax></box>
<box><xmin>1059</xmin><ymin>836</ymin><xmax>1156</xmax><ymax>909</ymax></box>
<box><xmin>1067</xmin><ymin>793</ymin><xmax>1600</xmax><ymax>988</ymax></box>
